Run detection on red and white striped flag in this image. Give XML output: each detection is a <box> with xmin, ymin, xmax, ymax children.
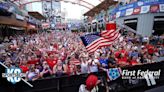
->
<box><xmin>80</xmin><ymin>23</ymin><xmax>121</xmax><ymax>53</ymax></box>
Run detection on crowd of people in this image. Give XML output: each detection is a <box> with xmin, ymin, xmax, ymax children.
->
<box><xmin>0</xmin><ymin>30</ymin><xmax>163</xmax><ymax>81</ymax></box>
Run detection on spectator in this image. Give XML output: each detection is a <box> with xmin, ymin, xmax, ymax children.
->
<box><xmin>79</xmin><ymin>74</ymin><xmax>100</xmax><ymax>92</ymax></box>
<box><xmin>65</xmin><ymin>60</ymin><xmax>76</xmax><ymax>76</ymax></box>
<box><xmin>0</xmin><ymin>29</ymin><xmax>163</xmax><ymax>81</ymax></box>
<box><xmin>99</xmin><ymin>54</ymin><xmax>109</xmax><ymax>69</ymax></box>
<box><xmin>26</xmin><ymin>64</ymin><xmax>40</xmax><ymax>81</ymax></box>
<box><xmin>53</xmin><ymin>59</ymin><xmax>65</xmax><ymax>77</ymax></box>
<box><xmin>80</xmin><ymin>57</ymin><xmax>89</xmax><ymax>74</ymax></box>
<box><xmin>40</xmin><ymin>61</ymin><xmax>53</xmax><ymax>78</ymax></box>
<box><xmin>88</xmin><ymin>55</ymin><xmax>100</xmax><ymax>73</ymax></box>
<box><xmin>108</xmin><ymin>54</ymin><xmax>117</xmax><ymax>68</ymax></box>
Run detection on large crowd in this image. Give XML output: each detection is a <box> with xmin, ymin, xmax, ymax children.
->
<box><xmin>0</xmin><ymin>30</ymin><xmax>164</xmax><ymax>81</ymax></box>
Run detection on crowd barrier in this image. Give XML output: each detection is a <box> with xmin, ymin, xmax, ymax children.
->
<box><xmin>0</xmin><ymin>61</ymin><xmax>164</xmax><ymax>92</ymax></box>
<box><xmin>109</xmin><ymin>61</ymin><xmax>164</xmax><ymax>92</ymax></box>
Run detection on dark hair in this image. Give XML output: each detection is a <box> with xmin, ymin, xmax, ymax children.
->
<box><xmin>117</xmin><ymin>53</ymin><xmax>122</xmax><ymax>59</ymax></box>
<box><xmin>67</xmin><ymin>57</ymin><xmax>71</xmax><ymax>60</ymax></box>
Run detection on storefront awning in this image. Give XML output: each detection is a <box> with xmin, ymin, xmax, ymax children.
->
<box><xmin>28</xmin><ymin>11</ymin><xmax>46</xmax><ymax>20</ymax></box>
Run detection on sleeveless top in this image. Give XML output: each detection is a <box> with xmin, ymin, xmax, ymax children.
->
<box><xmin>55</xmin><ymin>65</ymin><xmax>64</xmax><ymax>77</ymax></box>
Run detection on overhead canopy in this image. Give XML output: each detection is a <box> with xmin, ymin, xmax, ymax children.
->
<box><xmin>28</xmin><ymin>11</ymin><xmax>46</xmax><ymax>20</ymax></box>
<box><xmin>14</xmin><ymin>0</ymin><xmax>103</xmax><ymax>10</ymax></box>
<box><xmin>84</xmin><ymin>0</ymin><xmax>118</xmax><ymax>17</ymax></box>
<box><xmin>0</xmin><ymin>16</ymin><xmax>27</xmax><ymax>28</ymax></box>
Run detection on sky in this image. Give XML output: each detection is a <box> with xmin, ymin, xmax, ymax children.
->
<box><xmin>31</xmin><ymin>0</ymin><xmax>101</xmax><ymax>20</ymax></box>
<box><xmin>61</xmin><ymin>2</ymin><xmax>88</xmax><ymax>19</ymax></box>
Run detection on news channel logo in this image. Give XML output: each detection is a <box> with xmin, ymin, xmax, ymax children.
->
<box><xmin>2</xmin><ymin>67</ymin><xmax>26</xmax><ymax>84</ymax></box>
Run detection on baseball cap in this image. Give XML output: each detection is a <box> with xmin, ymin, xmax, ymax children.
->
<box><xmin>86</xmin><ymin>75</ymin><xmax>98</xmax><ymax>91</ymax></box>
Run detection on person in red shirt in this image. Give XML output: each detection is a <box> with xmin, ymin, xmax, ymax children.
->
<box><xmin>114</xmin><ymin>51</ymin><xmax>120</xmax><ymax>58</ymax></box>
<box><xmin>45</xmin><ymin>55</ymin><xmax>57</xmax><ymax>69</ymax></box>
<box><xmin>117</xmin><ymin>53</ymin><xmax>129</xmax><ymax>67</ymax></box>
<box><xmin>27</xmin><ymin>56</ymin><xmax>39</xmax><ymax>65</ymax></box>
<box><xmin>19</xmin><ymin>61</ymin><xmax>29</xmax><ymax>73</ymax></box>
<box><xmin>119</xmin><ymin>47</ymin><xmax>128</xmax><ymax>57</ymax></box>
<box><xmin>64</xmin><ymin>60</ymin><xmax>77</xmax><ymax>76</ymax></box>
<box><xmin>146</xmin><ymin>44</ymin><xmax>156</xmax><ymax>56</ymax></box>
<box><xmin>130</xmin><ymin>56</ymin><xmax>139</xmax><ymax>66</ymax></box>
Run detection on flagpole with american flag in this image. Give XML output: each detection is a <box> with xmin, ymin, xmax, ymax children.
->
<box><xmin>80</xmin><ymin>21</ymin><xmax>121</xmax><ymax>53</ymax></box>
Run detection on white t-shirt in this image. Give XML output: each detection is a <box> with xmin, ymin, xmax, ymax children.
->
<box><xmin>79</xmin><ymin>84</ymin><xmax>98</xmax><ymax>92</ymax></box>
<box><xmin>26</xmin><ymin>69</ymin><xmax>39</xmax><ymax>80</ymax></box>
<box><xmin>81</xmin><ymin>62</ymin><xmax>89</xmax><ymax>74</ymax></box>
<box><xmin>88</xmin><ymin>59</ymin><xmax>99</xmax><ymax>73</ymax></box>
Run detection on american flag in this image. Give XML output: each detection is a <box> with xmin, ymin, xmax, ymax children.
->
<box><xmin>80</xmin><ymin>28</ymin><xmax>121</xmax><ymax>53</ymax></box>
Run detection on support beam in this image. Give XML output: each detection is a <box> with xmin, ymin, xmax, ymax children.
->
<box><xmin>13</xmin><ymin>0</ymin><xmax>95</xmax><ymax>9</ymax></box>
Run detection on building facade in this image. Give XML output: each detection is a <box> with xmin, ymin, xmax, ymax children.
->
<box><xmin>42</xmin><ymin>1</ymin><xmax>62</xmax><ymax>29</ymax></box>
<box><xmin>84</xmin><ymin>0</ymin><xmax>164</xmax><ymax>36</ymax></box>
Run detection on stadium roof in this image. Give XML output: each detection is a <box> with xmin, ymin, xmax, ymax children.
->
<box><xmin>28</xmin><ymin>11</ymin><xmax>46</xmax><ymax>20</ymax></box>
<box><xmin>84</xmin><ymin>0</ymin><xmax>118</xmax><ymax>17</ymax></box>
<box><xmin>12</xmin><ymin>0</ymin><xmax>105</xmax><ymax>10</ymax></box>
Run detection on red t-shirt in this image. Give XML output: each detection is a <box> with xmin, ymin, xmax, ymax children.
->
<box><xmin>46</xmin><ymin>58</ymin><xmax>57</xmax><ymax>69</ymax></box>
<box><xmin>130</xmin><ymin>60</ymin><xmax>138</xmax><ymax>65</ymax></box>
<box><xmin>47</xmin><ymin>51</ymin><xmax>56</xmax><ymax>56</ymax></box>
<box><xmin>115</xmin><ymin>51</ymin><xmax>120</xmax><ymax>58</ymax></box>
<box><xmin>19</xmin><ymin>65</ymin><xmax>29</xmax><ymax>73</ymax></box>
<box><xmin>27</xmin><ymin>59</ymin><xmax>39</xmax><ymax>64</ymax></box>
<box><xmin>118</xmin><ymin>57</ymin><xmax>129</xmax><ymax>65</ymax></box>
<box><xmin>146</xmin><ymin>45</ymin><xmax>155</xmax><ymax>54</ymax></box>
<box><xmin>53</xmin><ymin>44</ymin><xmax>58</xmax><ymax>49</ymax></box>
<box><xmin>120</xmin><ymin>50</ymin><xmax>128</xmax><ymax>56</ymax></box>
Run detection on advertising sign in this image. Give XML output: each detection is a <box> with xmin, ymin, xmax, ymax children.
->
<box><xmin>133</xmin><ymin>7</ymin><xmax>141</xmax><ymax>15</ymax></box>
<box><xmin>150</xmin><ymin>5</ymin><xmax>159</xmax><ymax>13</ymax></box>
<box><xmin>120</xmin><ymin>10</ymin><xmax>126</xmax><ymax>17</ymax></box>
<box><xmin>116</xmin><ymin>11</ymin><xmax>121</xmax><ymax>18</ymax></box>
<box><xmin>110</xmin><ymin>0</ymin><xmax>164</xmax><ymax>19</ymax></box>
<box><xmin>126</xmin><ymin>8</ymin><xmax>134</xmax><ymax>16</ymax></box>
<box><xmin>140</xmin><ymin>5</ymin><xmax>150</xmax><ymax>14</ymax></box>
<box><xmin>159</xmin><ymin>4</ymin><xmax>164</xmax><ymax>12</ymax></box>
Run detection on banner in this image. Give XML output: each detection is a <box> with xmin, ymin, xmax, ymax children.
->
<box><xmin>140</xmin><ymin>5</ymin><xmax>150</xmax><ymax>14</ymax></box>
<box><xmin>150</xmin><ymin>5</ymin><xmax>159</xmax><ymax>13</ymax></box>
<box><xmin>116</xmin><ymin>11</ymin><xmax>121</xmax><ymax>18</ymax></box>
<box><xmin>120</xmin><ymin>10</ymin><xmax>126</xmax><ymax>17</ymax></box>
<box><xmin>126</xmin><ymin>8</ymin><xmax>134</xmax><ymax>16</ymax></box>
<box><xmin>110</xmin><ymin>0</ymin><xmax>164</xmax><ymax>19</ymax></box>
<box><xmin>133</xmin><ymin>7</ymin><xmax>141</xmax><ymax>15</ymax></box>
<box><xmin>159</xmin><ymin>4</ymin><xmax>164</xmax><ymax>12</ymax></box>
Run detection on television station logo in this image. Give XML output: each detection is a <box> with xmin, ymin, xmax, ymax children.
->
<box><xmin>2</xmin><ymin>68</ymin><xmax>25</xmax><ymax>84</ymax></box>
<box><xmin>0</xmin><ymin>62</ymin><xmax>33</xmax><ymax>87</ymax></box>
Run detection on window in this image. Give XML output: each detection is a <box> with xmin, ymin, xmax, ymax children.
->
<box><xmin>153</xmin><ymin>16</ymin><xmax>164</xmax><ymax>35</ymax></box>
<box><xmin>124</xmin><ymin>18</ymin><xmax>138</xmax><ymax>31</ymax></box>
